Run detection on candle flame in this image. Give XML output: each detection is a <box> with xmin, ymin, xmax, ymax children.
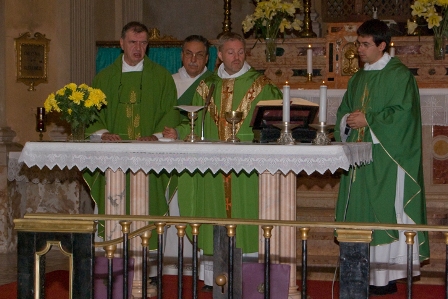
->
<box><xmin>322</xmin><ymin>80</ymin><xmax>325</xmax><ymax>84</ymax></box>
<box><xmin>391</xmin><ymin>42</ymin><xmax>394</xmax><ymax>47</ymax></box>
<box><xmin>308</xmin><ymin>44</ymin><xmax>312</xmax><ymax>48</ymax></box>
<box><xmin>285</xmin><ymin>81</ymin><xmax>288</xmax><ymax>85</ymax></box>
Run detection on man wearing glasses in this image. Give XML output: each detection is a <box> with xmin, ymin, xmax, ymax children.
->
<box><xmin>163</xmin><ymin>32</ymin><xmax>282</xmax><ymax>291</ymax></box>
<box><xmin>163</xmin><ymin>35</ymin><xmax>213</xmax><ymax>276</ymax></box>
<box><xmin>334</xmin><ymin>19</ymin><xmax>429</xmax><ymax>295</ymax></box>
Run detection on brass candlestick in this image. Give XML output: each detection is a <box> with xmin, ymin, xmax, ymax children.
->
<box><xmin>300</xmin><ymin>0</ymin><xmax>317</xmax><ymax>38</ymax></box>
<box><xmin>217</xmin><ymin>0</ymin><xmax>232</xmax><ymax>38</ymax></box>
<box><xmin>306</xmin><ymin>73</ymin><xmax>313</xmax><ymax>82</ymax></box>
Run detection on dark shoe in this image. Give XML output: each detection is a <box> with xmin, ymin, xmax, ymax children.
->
<box><xmin>369</xmin><ymin>281</ymin><xmax>397</xmax><ymax>296</ymax></box>
<box><xmin>201</xmin><ymin>285</ymin><xmax>213</xmax><ymax>292</ymax></box>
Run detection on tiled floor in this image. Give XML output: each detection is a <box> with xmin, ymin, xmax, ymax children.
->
<box><xmin>0</xmin><ymin>247</ymin><xmax>70</xmax><ymax>285</ymax></box>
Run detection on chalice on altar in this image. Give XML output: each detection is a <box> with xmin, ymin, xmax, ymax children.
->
<box><xmin>35</xmin><ymin>107</ymin><xmax>46</xmax><ymax>141</ymax></box>
<box><xmin>184</xmin><ymin>110</ymin><xmax>200</xmax><ymax>142</ymax></box>
<box><xmin>225</xmin><ymin>110</ymin><xmax>243</xmax><ymax>143</ymax></box>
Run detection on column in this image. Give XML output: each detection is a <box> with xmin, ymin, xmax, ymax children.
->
<box><xmin>70</xmin><ymin>0</ymin><xmax>95</xmax><ymax>85</ymax></box>
<box><xmin>259</xmin><ymin>171</ymin><xmax>300</xmax><ymax>298</ymax></box>
<box><xmin>105</xmin><ymin>169</ymin><xmax>126</xmax><ymax>254</ymax></box>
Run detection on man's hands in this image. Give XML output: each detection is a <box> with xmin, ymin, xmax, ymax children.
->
<box><xmin>162</xmin><ymin>127</ymin><xmax>178</xmax><ymax>139</ymax></box>
<box><xmin>137</xmin><ymin>135</ymin><xmax>158</xmax><ymax>141</ymax></box>
<box><xmin>101</xmin><ymin>132</ymin><xmax>158</xmax><ymax>141</ymax></box>
<box><xmin>346</xmin><ymin>110</ymin><xmax>367</xmax><ymax>129</ymax></box>
<box><xmin>101</xmin><ymin>132</ymin><xmax>121</xmax><ymax>141</ymax></box>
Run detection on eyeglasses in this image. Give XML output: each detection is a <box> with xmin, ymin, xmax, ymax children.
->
<box><xmin>355</xmin><ymin>41</ymin><xmax>376</xmax><ymax>49</ymax></box>
<box><xmin>183</xmin><ymin>51</ymin><xmax>206</xmax><ymax>60</ymax></box>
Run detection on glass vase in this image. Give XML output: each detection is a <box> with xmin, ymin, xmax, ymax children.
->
<box><xmin>434</xmin><ymin>35</ymin><xmax>445</xmax><ymax>60</ymax></box>
<box><xmin>71</xmin><ymin>124</ymin><xmax>86</xmax><ymax>141</ymax></box>
<box><xmin>265</xmin><ymin>38</ymin><xmax>277</xmax><ymax>62</ymax></box>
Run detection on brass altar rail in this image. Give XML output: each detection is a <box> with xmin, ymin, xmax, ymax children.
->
<box><xmin>14</xmin><ymin>213</ymin><xmax>448</xmax><ymax>299</ymax></box>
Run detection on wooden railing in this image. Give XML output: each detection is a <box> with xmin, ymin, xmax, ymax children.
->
<box><xmin>14</xmin><ymin>213</ymin><xmax>448</xmax><ymax>299</ymax></box>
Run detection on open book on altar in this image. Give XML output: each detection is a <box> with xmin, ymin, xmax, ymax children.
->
<box><xmin>250</xmin><ymin>98</ymin><xmax>319</xmax><ymax>143</ymax></box>
<box><xmin>250</xmin><ymin>98</ymin><xmax>319</xmax><ymax>128</ymax></box>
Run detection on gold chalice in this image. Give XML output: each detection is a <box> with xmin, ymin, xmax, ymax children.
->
<box><xmin>225</xmin><ymin>111</ymin><xmax>243</xmax><ymax>143</ymax></box>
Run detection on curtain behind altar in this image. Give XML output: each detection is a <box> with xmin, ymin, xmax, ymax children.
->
<box><xmin>96</xmin><ymin>46</ymin><xmax>218</xmax><ymax>74</ymax></box>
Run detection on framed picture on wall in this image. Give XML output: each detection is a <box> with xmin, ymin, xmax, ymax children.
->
<box><xmin>15</xmin><ymin>32</ymin><xmax>50</xmax><ymax>91</ymax></box>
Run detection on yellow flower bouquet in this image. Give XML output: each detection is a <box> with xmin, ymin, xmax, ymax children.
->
<box><xmin>242</xmin><ymin>0</ymin><xmax>303</xmax><ymax>40</ymax></box>
<box><xmin>410</xmin><ymin>0</ymin><xmax>448</xmax><ymax>59</ymax></box>
<box><xmin>44</xmin><ymin>83</ymin><xmax>107</xmax><ymax>139</ymax></box>
<box><xmin>242</xmin><ymin>0</ymin><xmax>303</xmax><ymax>62</ymax></box>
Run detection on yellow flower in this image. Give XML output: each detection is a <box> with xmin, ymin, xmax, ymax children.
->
<box><xmin>67</xmin><ymin>108</ymin><xmax>72</xmax><ymax>115</ymax></box>
<box><xmin>69</xmin><ymin>90</ymin><xmax>84</xmax><ymax>104</ymax></box>
<box><xmin>66</xmin><ymin>83</ymin><xmax>77</xmax><ymax>91</ymax></box>
<box><xmin>79</xmin><ymin>83</ymin><xmax>89</xmax><ymax>90</ymax></box>
<box><xmin>427</xmin><ymin>12</ymin><xmax>443</xmax><ymax>28</ymax></box>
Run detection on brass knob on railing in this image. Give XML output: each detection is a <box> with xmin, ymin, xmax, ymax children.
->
<box><xmin>261</xmin><ymin>225</ymin><xmax>273</xmax><ymax>239</ymax></box>
<box><xmin>300</xmin><ymin>227</ymin><xmax>310</xmax><ymax>240</ymax></box>
<box><xmin>404</xmin><ymin>231</ymin><xmax>416</xmax><ymax>245</ymax></box>
<box><xmin>176</xmin><ymin>224</ymin><xmax>187</xmax><ymax>238</ymax></box>
<box><xmin>215</xmin><ymin>274</ymin><xmax>227</xmax><ymax>294</ymax></box>
<box><xmin>104</xmin><ymin>244</ymin><xmax>117</xmax><ymax>259</ymax></box>
<box><xmin>155</xmin><ymin>222</ymin><xmax>166</xmax><ymax>235</ymax></box>
<box><xmin>190</xmin><ymin>223</ymin><xmax>201</xmax><ymax>235</ymax></box>
<box><xmin>119</xmin><ymin>221</ymin><xmax>132</xmax><ymax>234</ymax></box>
<box><xmin>140</xmin><ymin>230</ymin><xmax>152</xmax><ymax>248</ymax></box>
<box><xmin>226</xmin><ymin>224</ymin><xmax>237</xmax><ymax>237</ymax></box>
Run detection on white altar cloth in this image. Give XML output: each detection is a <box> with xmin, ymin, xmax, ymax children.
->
<box><xmin>18</xmin><ymin>141</ymin><xmax>372</xmax><ymax>175</ymax></box>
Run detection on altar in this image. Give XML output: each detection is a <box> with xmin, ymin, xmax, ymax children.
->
<box><xmin>18</xmin><ymin>140</ymin><xmax>371</xmax><ymax>298</ymax></box>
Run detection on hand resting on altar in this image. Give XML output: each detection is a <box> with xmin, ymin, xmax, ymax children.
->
<box><xmin>163</xmin><ymin>127</ymin><xmax>178</xmax><ymax>139</ymax></box>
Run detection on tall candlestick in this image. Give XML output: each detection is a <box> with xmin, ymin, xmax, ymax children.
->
<box><xmin>307</xmin><ymin>45</ymin><xmax>313</xmax><ymax>74</ymax></box>
<box><xmin>319</xmin><ymin>83</ymin><xmax>327</xmax><ymax>123</ymax></box>
<box><xmin>283</xmin><ymin>82</ymin><xmax>290</xmax><ymax>122</ymax></box>
<box><xmin>390</xmin><ymin>42</ymin><xmax>395</xmax><ymax>57</ymax></box>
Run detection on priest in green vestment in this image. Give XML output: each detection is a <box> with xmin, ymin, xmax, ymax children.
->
<box><xmin>83</xmin><ymin>21</ymin><xmax>180</xmax><ymax>238</ymax></box>
<box><xmin>163</xmin><ymin>32</ymin><xmax>282</xmax><ymax>287</ymax></box>
<box><xmin>164</xmin><ymin>35</ymin><xmax>213</xmax><ymax>272</ymax></box>
<box><xmin>334</xmin><ymin>19</ymin><xmax>429</xmax><ymax>294</ymax></box>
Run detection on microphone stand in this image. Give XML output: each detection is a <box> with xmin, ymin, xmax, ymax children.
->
<box><xmin>200</xmin><ymin>83</ymin><xmax>215</xmax><ymax>141</ymax></box>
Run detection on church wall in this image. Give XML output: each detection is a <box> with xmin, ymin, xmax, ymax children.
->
<box><xmin>4</xmin><ymin>0</ymin><xmax>71</xmax><ymax>145</ymax></box>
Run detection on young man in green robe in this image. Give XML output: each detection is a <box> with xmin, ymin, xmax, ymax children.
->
<box><xmin>163</xmin><ymin>32</ymin><xmax>282</xmax><ymax>288</ymax></box>
<box><xmin>334</xmin><ymin>19</ymin><xmax>429</xmax><ymax>295</ymax></box>
<box><xmin>83</xmin><ymin>21</ymin><xmax>180</xmax><ymax>238</ymax></box>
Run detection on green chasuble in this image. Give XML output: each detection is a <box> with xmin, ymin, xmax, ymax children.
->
<box><xmin>176</xmin><ymin>68</ymin><xmax>282</xmax><ymax>255</ymax></box>
<box><xmin>334</xmin><ymin>57</ymin><xmax>429</xmax><ymax>262</ymax></box>
<box><xmin>83</xmin><ymin>55</ymin><xmax>180</xmax><ymax>238</ymax></box>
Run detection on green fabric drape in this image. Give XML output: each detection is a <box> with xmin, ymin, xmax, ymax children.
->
<box><xmin>96</xmin><ymin>46</ymin><xmax>218</xmax><ymax>74</ymax></box>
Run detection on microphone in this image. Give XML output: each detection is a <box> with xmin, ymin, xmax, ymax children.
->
<box><xmin>201</xmin><ymin>83</ymin><xmax>215</xmax><ymax>141</ymax></box>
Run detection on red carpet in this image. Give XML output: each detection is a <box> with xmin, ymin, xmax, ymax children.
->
<box><xmin>0</xmin><ymin>270</ymin><xmax>445</xmax><ymax>299</ymax></box>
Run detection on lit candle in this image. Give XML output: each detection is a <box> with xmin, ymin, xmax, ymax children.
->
<box><xmin>390</xmin><ymin>42</ymin><xmax>395</xmax><ymax>57</ymax></box>
<box><xmin>307</xmin><ymin>45</ymin><xmax>313</xmax><ymax>74</ymax></box>
<box><xmin>319</xmin><ymin>82</ymin><xmax>327</xmax><ymax>123</ymax></box>
<box><xmin>283</xmin><ymin>81</ymin><xmax>290</xmax><ymax>122</ymax></box>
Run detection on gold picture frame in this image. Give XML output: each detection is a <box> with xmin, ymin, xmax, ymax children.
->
<box><xmin>15</xmin><ymin>32</ymin><xmax>50</xmax><ymax>91</ymax></box>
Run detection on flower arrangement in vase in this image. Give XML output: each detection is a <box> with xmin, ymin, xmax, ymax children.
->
<box><xmin>410</xmin><ymin>0</ymin><xmax>448</xmax><ymax>60</ymax></box>
<box><xmin>44</xmin><ymin>83</ymin><xmax>107</xmax><ymax>140</ymax></box>
<box><xmin>242</xmin><ymin>0</ymin><xmax>303</xmax><ymax>62</ymax></box>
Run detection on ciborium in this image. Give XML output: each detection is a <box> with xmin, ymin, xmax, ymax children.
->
<box><xmin>225</xmin><ymin>111</ymin><xmax>243</xmax><ymax>143</ymax></box>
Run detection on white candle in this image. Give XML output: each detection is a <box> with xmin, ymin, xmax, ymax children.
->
<box><xmin>319</xmin><ymin>83</ymin><xmax>327</xmax><ymax>123</ymax></box>
<box><xmin>390</xmin><ymin>42</ymin><xmax>395</xmax><ymax>57</ymax></box>
<box><xmin>283</xmin><ymin>82</ymin><xmax>290</xmax><ymax>122</ymax></box>
<box><xmin>307</xmin><ymin>45</ymin><xmax>313</xmax><ymax>74</ymax></box>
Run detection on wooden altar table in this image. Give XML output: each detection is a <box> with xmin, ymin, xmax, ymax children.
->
<box><xmin>19</xmin><ymin>141</ymin><xmax>372</xmax><ymax>298</ymax></box>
